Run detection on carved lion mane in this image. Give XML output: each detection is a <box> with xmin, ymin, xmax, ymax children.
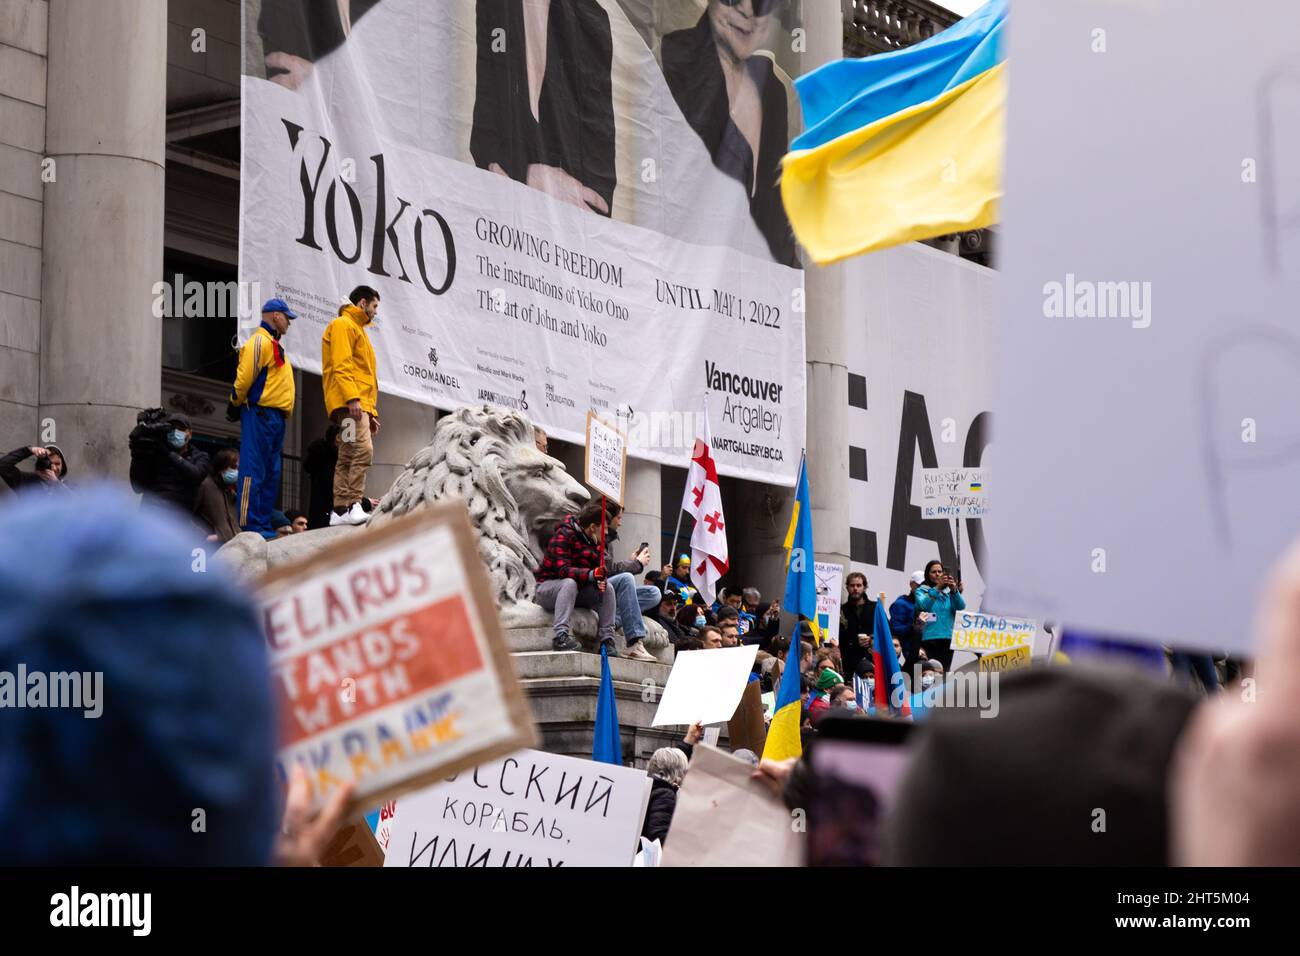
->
<box><xmin>368</xmin><ymin>405</ymin><xmax>587</xmax><ymax>608</ymax></box>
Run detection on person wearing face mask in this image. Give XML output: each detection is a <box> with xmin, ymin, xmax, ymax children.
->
<box><xmin>196</xmin><ymin>448</ymin><xmax>242</xmax><ymax>545</ymax></box>
<box><xmin>129</xmin><ymin>411</ymin><xmax>210</xmax><ymax>522</ymax></box>
<box><xmin>831</xmin><ymin>683</ymin><xmax>858</xmax><ymax>713</ymax></box>
<box><xmin>677</xmin><ymin>603</ymin><xmax>712</xmax><ymax>639</ymax></box>
<box><xmin>919</xmin><ymin>659</ymin><xmax>944</xmax><ymax>691</ymax></box>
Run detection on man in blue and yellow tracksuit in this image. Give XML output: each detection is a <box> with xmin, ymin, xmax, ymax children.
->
<box><xmin>227</xmin><ymin>298</ymin><xmax>297</xmax><ymax>539</ymax></box>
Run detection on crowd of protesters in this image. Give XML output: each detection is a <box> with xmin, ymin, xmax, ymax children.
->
<box><xmin>0</xmin><ymin>328</ymin><xmax>1267</xmax><ymax>869</ymax></box>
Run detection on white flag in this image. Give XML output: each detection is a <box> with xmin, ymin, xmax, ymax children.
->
<box><xmin>681</xmin><ymin>405</ymin><xmax>729</xmax><ymax>604</ymax></box>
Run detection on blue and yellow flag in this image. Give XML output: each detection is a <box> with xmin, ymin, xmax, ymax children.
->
<box><xmin>782</xmin><ymin>455</ymin><xmax>820</xmax><ymax>645</ymax></box>
<box><xmin>781</xmin><ymin>0</ymin><xmax>1008</xmax><ymax>264</ymax></box>
<box><xmin>762</xmin><ymin>623</ymin><xmax>805</xmax><ymax>762</ymax></box>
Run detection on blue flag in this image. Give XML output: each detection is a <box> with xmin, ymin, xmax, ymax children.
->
<box><xmin>592</xmin><ymin>644</ymin><xmax>622</xmax><ymax>765</ymax></box>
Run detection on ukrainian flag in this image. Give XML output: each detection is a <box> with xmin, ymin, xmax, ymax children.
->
<box><xmin>782</xmin><ymin>456</ymin><xmax>820</xmax><ymax>645</ymax></box>
<box><xmin>762</xmin><ymin>624</ymin><xmax>805</xmax><ymax>761</ymax></box>
<box><xmin>763</xmin><ymin>456</ymin><xmax>819</xmax><ymax>762</ymax></box>
<box><xmin>781</xmin><ymin>0</ymin><xmax>1008</xmax><ymax>264</ymax></box>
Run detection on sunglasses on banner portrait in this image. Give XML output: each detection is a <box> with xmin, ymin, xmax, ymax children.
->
<box><xmin>720</xmin><ymin>0</ymin><xmax>783</xmax><ymax>17</ymax></box>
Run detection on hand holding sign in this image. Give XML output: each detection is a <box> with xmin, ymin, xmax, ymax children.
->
<box><xmin>1171</xmin><ymin>537</ymin><xmax>1300</xmax><ymax>865</ymax></box>
<box><xmin>275</xmin><ymin>764</ymin><xmax>355</xmax><ymax>867</ymax></box>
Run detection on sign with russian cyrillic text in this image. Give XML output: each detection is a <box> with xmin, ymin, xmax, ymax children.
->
<box><xmin>383</xmin><ymin>749</ymin><xmax>652</xmax><ymax>868</ymax></box>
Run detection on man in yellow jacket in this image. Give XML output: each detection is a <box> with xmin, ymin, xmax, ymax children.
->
<box><xmin>227</xmin><ymin>297</ymin><xmax>297</xmax><ymax>539</ymax></box>
<box><xmin>322</xmin><ymin>285</ymin><xmax>381</xmax><ymax>526</ymax></box>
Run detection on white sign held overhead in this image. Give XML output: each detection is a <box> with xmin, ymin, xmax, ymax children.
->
<box><xmin>989</xmin><ymin>0</ymin><xmax>1300</xmax><ymax>653</ymax></box>
<box><xmin>651</xmin><ymin>645</ymin><xmax>759</xmax><ymax>728</ymax></box>
<box><xmin>584</xmin><ymin>411</ymin><xmax>627</xmax><ymax>505</ymax></box>
<box><xmin>950</xmin><ymin>611</ymin><xmax>1037</xmax><ymax>654</ymax></box>
<box><xmin>814</xmin><ymin>562</ymin><xmax>844</xmax><ymax>646</ymax></box>
<box><xmin>919</xmin><ymin>466</ymin><xmax>988</xmax><ymax>519</ymax></box>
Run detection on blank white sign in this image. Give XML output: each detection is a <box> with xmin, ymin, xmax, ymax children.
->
<box><xmin>651</xmin><ymin>645</ymin><xmax>759</xmax><ymax>727</ymax></box>
<box><xmin>988</xmin><ymin>0</ymin><xmax>1300</xmax><ymax>654</ymax></box>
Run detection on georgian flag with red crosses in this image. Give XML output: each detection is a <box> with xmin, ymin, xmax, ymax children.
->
<box><xmin>681</xmin><ymin>406</ymin><xmax>729</xmax><ymax>604</ymax></box>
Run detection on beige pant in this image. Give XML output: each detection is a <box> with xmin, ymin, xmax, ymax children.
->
<box><xmin>332</xmin><ymin>408</ymin><xmax>373</xmax><ymax>508</ymax></box>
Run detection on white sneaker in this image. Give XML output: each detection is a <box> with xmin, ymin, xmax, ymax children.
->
<box><xmin>625</xmin><ymin>641</ymin><xmax>657</xmax><ymax>663</ymax></box>
<box><xmin>329</xmin><ymin>502</ymin><xmax>369</xmax><ymax>527</ymax></box>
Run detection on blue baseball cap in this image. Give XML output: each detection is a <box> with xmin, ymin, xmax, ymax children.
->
<box><xmin>261</xmin><ymin>297</ymin><xmax>297</xmax><ymax>320</ymax></box>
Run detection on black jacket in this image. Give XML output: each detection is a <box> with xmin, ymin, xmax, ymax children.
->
<box><xmin>648</xmin><ymin>608</ymin><xmax>685</xmax><ymax>645</ymax></box>
<box><xmin>130</xmin><ymin>443</ymin><xmax>210</xmax><ymax>516</ymax></box>
<box><xmin>471</xmin><ymin>0</ymin><xmax>616</xmax><ymax>215</ymax></box>
<box><xmin>641</xmin><ymin>777</ymin><xmax>678</xmax><ymax>845</ymax></box>
<box><xmin>840</xmin><ymin>598</ymin><xmax>876</xmax><ymax>677</ymax></box>
<box><xmin>662</xmin><ymin>13</ymin><xmax>798</xmax><ymax>267</ymax></box>
<box><xmin>0</xmin><ymin>445</ymin><xmax>70</xmax><ymax>494</ymax></box>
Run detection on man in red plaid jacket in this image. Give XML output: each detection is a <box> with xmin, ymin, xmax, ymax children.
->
<box><xmin>534</xmin><ymin>500</ymin><xmax>617</xmax><ymax>652</ymax></box>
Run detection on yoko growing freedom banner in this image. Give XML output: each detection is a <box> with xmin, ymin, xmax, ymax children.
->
<box><xmin>239</xmin><ymin>0</ymin><xmax>806</xmax><ymax>485</ymax></box>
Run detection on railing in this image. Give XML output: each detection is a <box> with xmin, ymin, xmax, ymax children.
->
<box><xmin>842</xmin><ymin>0</ymin><xmax>959</xmax><ymax>57</ymax></box>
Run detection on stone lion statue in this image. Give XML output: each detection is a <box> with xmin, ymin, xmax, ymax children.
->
<box><xmin>367</xmin><ymin>404</ymin><xmax>588</xmax><ymax>611</ymax></box>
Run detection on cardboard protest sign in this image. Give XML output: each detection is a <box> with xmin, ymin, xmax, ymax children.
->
<box><xmin>651</xmin><ymin>645</ymin><xmax>759</xmax><ymax>727</ymax></box>
<box><xmin>319</xmin><ymin>818</ymin><xmax>385</xmax><ymax>868</ymax></box>
<box><xmin>383</xmin><ymin>748</ymin><xmax>652</xmax><ymax>868</ymax></box>
<box><xmin>951</xmin><ymin>611</ymin><xmax>1037</xmax><ymax>653</ymax></box>
<box><xmin>919</xmin><ymin>466</ymin><xmax>988</xmax><ymax>519</ymax></box>
<box><xmin>814</xmin><ymin>562</ymin><xmax>844</xmax><ymax>645</ymax></box>
<box><xmin>661</xmin><ymin>745</ymin><xmax>802</xmax><ymax>867</ymax></box>
<box><xmin>257</xmin><ymin>502</ymin><xmax>537</xmax><ymax>814</ymax></box>
<box><xmin>978</xmin><ymin>645</ymin><xmax>1033</xmax><ymax>674</ymax></box>
<box><xmin>727</xmin><ymin>680</ymin><xmax>767</xmax><ymax>756</ymax></box>
<box><xmin>584</xmin><ymin>411</ymin><xmax>627</xmax><ymax>505</ymax></box>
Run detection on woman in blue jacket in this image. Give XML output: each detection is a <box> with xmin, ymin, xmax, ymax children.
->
<box><xmin>914</xmin><ymin>560</ymin><xmax>965</xmax><ymax>672</ymax></box>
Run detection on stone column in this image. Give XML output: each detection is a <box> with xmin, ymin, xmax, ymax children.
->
<box><xmin>619</xmin><ymin>456</ymin><xmax>661</xmax><ymax>571</ymax></box>
<box><xmin>0</xmin><ymin>0</ymin><xmax>47</xmax><ymax>452</ymax></box>
<box><xmin>799</xmin><ymin>0</ymin><xmax>852</xmax><ymax>572</ymax></box>
<box><xmin>368</xmin><ymin>393</ymin><xmax>439</xmax><ymax>498</ymax></box>
<box><xmin>39</xmin><ymin>0</ymin><xmax>167</xmax><ymax>479</ymax></box>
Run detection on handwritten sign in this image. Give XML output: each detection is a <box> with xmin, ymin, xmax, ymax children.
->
<box><xmin>951</xmin><ymin>611</ymin><xmax>1037</xmax><ymax>653</ymax></box>
<box><xmin>384</xmin><ymin>749</ymin><xmax>652</xmax><ymax>868</ymax></box>
<box><xmin>814</xmin><ymin>562</ymin><xmax>844</xmax><ymax>646</ymax></box>
<box><xmin>584</xmin><ymin>411</ymin><xmax>627</xmax><ymax>504</ymax></box>
<box><xmin>919</xmin><ymin>466</ymin><xmax>988</xmax><ymax>519</ymax></box>
<box><xmin>977</xmin><ymin>644</ymin><xmax>1033</xmax><ymax>673</ymax></box>
<box><xmin>257</xmin><ymin>502</ymin><xmax>537</xmax><ymax>814</ymax></box>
